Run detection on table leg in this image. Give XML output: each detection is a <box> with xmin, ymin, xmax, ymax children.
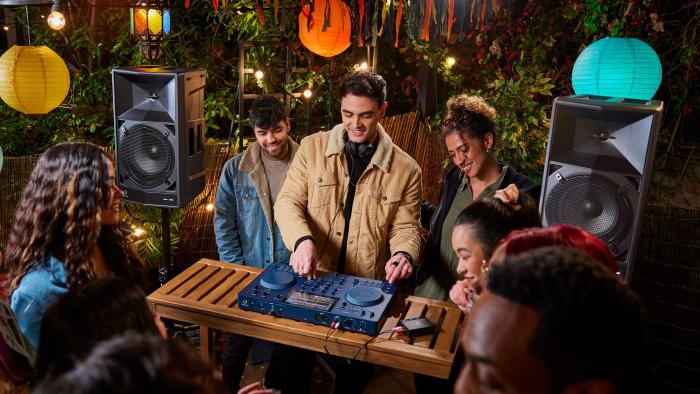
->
<box><xmin>200</xmin><ymin>325</ymin><xmax>212</xmax><ymax>363</ymax></box>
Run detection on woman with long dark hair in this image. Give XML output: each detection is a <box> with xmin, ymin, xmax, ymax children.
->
<box><xmin>416</xmin><ymin>94</ymin><xmax>540</xmax><ymax>301</ymax></box>
<box><xmin>3</xmin><ymin>142</ymin><xmax>148</xmax><ymax>347</ymax></box>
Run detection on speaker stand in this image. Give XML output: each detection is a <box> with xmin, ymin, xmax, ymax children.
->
<box><xmin>159</xmin><ymin>207</ymin><xmax>173</xmax><ymax>286</ymax></box>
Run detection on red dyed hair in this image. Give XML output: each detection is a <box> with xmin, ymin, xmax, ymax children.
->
<box><xmin>499</xmin><ymin>225</ymin><xmax>619</xmax><ymax>273</ymax></box>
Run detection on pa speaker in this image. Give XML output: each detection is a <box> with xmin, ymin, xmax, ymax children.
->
<box><xmin>112</xmin><ymin>66</ymin><xmax>206</xmax><ymax>208</ymax></box>
<box><xmin>540</xmin><ymin>95</ymin><xmax>663</xmax><ymax>281</ymax></box>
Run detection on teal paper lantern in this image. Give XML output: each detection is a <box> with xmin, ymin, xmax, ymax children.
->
<box><xmin>572</xmin><ymin>37</ymin><xmax>662</xmax><ymax>100</ymax></box>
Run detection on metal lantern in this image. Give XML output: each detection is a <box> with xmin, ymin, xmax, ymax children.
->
<box><xmin>130</xmin><ymin>0</ymin><xmax>171</xmax><ymax>62</ymax></box>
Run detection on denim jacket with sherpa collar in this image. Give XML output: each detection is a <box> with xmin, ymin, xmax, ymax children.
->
<box><xmin>213</xmin><ymin>138</ymin><xmax>299</xmax><ymax>267</ymax></box>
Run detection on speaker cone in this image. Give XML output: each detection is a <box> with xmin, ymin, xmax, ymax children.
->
<box><xmin>545</xmin><ymin>174</ymin><xmax>633</xmax><ymax>244</ymax></box>
<box><xmin>118</xmin><ymin>124</ymin><xmax>175</xmax><ymax>188</ymax></box>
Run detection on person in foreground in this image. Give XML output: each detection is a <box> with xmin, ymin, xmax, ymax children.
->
<box><xmin>35</xmin><ymin>278</ymin><xmax>166</xmax><ymax>380</ymax></box>
<box><xmin>214</xmin><ymin>95</ymin><xmax>298</xmax><ymax>392</ymax></box>
<box><xmin>455</xmin><ymin>246</ymin><xmax>647</xmax><ymax>394</ymax></box>
<box><xmin>4</xmin><ymin>142</ymin><xmax>148</xmax><ymax>347</ymax></box>
<box><xmin>32</xmin><ymin>333</ymin><xmax>218</xmax><ymax>394</ymax></box>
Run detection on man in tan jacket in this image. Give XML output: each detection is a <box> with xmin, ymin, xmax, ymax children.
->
<box><xmin>267</xmin><ymin>72</ymin><xmax>423</xmax><ymax>394</ymax></box>
<box><xmin>275</xmin><ymin>71</ymin><xmax>423</xmax><ymax>283</ymax></box>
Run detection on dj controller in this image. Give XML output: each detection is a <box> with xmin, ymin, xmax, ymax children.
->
<box><xmin>238</xmin><ymin>263</ymin><xmax>397</xmax><ymax>335</ymax></box>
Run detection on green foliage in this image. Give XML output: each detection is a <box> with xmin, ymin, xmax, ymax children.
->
<box><xmin>395</xmin><ymin>0</ymin><xmax>698</xmax><ymax>178</ymax></box>
<box><xmin>121</xmin><ymin>203</ymin><xmax>184</xmax><ymax>267</ymax></box>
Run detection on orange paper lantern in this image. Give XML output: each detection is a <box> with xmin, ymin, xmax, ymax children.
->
<box><xmin>298</xmin><ymin>0</ymin><xmax>351</xmax><ymax>58</ymax></box>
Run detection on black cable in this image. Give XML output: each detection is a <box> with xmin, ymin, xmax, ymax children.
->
<box><xmin>350</xmin><ymin>328</ymin><xmax>401</xmax><ymax>361</ymax></box>
<box><xmin>323</xmin><ymin>324</ymin><xmax>337</xmax><ymax>354</ymax></box>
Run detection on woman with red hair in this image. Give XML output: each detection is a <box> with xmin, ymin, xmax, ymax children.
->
<box><xmin>493</xmin><ymin>225</ymin><xmax>619</xmax><ymax>274</ymax></box>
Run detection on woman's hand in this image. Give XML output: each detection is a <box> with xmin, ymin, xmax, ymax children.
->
<box><xmin>494</xmin><ymin>183</ymin><xmax>522</xmax><ymax>210</ymax></box>
<box><xmin>449</xmin><ymin>278</ymin><xmax>475</xmax><ymax>312</ymax></box>
<box><xmin>237</xmin><ymin>381</ymin><xmax>275</xmax><ymax>394</ymax></box>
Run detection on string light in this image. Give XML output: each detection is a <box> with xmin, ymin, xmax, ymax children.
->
<box><xmin>2</xmin><ymin>26</ymin><xmax>8</xmax><ymax>31</ymax></box>
<box><xmin>359</xmin><ymin>62</ymin><xmax>368</xmax><ymax>70</ymax></box>
<box><xmin>47</xmin><ymin>0</ymin><xmax>66</xmax><ymax>31</ymax></box>
<box><xmin>446</xmin><ymin>56</ymin><xmax>456</xmax><ymax>67</ymax></box>
<box><xmin>205</xmin><ymin>203</ymin><xmax>214</xmax><ymax>212</ymax></box>
<box><xmin>47</xmin><ymin>11</ymin><xmax>65</xmax><ymax>30</ymax></box>
<box><xmin>134</xmin><ymin>227</ymin><xmax>146</xmax><ymax>237</ymax></box>
<box><xmin>303</xmin><ymin>89</ymin><xmax>313</xmax><ymax>99</ymax></box>
<box><xmin>254</xmin><ymin>70</ymin><xmax>264</xmax><ymax>80</ymax></box>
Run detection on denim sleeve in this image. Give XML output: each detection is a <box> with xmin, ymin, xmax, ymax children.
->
<box><xmin>214</xmin><ymin>161</ymin><xmax>244</xmax><ymax>264</ymax></box>
<box><xmin>10</xmin><ymin>289</ymin><xmax>45</xmax><ymax>348</ymax></box>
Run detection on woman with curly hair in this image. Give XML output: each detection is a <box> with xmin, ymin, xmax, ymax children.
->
<box><xmin>3</xmin><ymin>142</ymin><xmax>149</xmax><ymax>347</ymax></box>
<box><xmin>416</xmin><ymin>94</ymin><xmax>540</xmax><ymax>302</ymax></box>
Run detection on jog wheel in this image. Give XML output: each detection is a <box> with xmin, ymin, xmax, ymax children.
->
<box><xmin>260</xmin><ymin>270</ymin><xmax>296</xmax><ymax>290</ymax></box>
<box><xmin>346</xmin><ymin>287</ymin><xmax>383</xmax><ymax>307</ymax></box>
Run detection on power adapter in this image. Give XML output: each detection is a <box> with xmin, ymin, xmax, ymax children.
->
<box><xmin>399</xmin><ymin>317</ymin><xmax>435</xmax><ymax>337</ymax></box>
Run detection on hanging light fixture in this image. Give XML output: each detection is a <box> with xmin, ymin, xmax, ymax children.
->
<box><xmin>130</xmin><ymin>0</ymin><xmax>171</xmax><ymax>62</ymax></box>
<box><xmin>47</xmin><ymin>0</ymin><xmax>65</xmax><ymax>30</ymax></box>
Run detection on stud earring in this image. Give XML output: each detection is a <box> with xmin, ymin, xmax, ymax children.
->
<box><xmin>480</xmin><ymin>259</ymin><xmax>489</xmax><ymax>274</ymax></box>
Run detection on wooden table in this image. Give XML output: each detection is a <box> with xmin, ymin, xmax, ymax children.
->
<box><xmin>148</xmin><ymin>258</ymin><xmax>465</xmax><ymax>379</ymax></box>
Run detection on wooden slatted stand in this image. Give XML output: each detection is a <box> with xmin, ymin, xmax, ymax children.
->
<box><xmin>148</xmin><ymin>258</ymin><xmax>464</xmax><ymax>378</ymax></box>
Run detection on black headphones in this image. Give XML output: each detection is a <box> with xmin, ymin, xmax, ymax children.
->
<box><xmin>343</xmin><ymin>132</ymin><xmax>375</xmax><ymax>159</ymax></box>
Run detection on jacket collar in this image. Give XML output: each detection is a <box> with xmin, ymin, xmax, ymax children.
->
<box><xmin>238</xmin><ymin>137</ymin><xmax>299</xmax><ymax>173</ymax></box>
<box><xmin>325</xmin><ymin>123</ymin><xmax>393</xmax><ymax>173</ymax></box>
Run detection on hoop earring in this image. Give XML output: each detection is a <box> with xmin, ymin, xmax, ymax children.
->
<box><xmin>480</xmin><ymin>259</ymin><xmax>489</xmax><ymax>274</ymax></box>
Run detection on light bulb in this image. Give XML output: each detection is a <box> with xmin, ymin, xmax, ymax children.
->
<box><xmin>205</xmin><ymin>203</ymin><xmax>214</xmax><ymax>212</ymax></box>
<box><xmin>133</xmin><ymin>227</ymin><xmax>146</xmax><ymax>237</ymax></box>
<box><xmin>2</xmin><ymin>26</ymin><xmax>8</xmax><ymax>31</ymax></box>
<box><xmin>47</xmin><ymin>10</ymin><xmax>66</xmax><ymax>30</ymax></box>
<box><xmin>254</xmin><ymin>70</ymin><xmax>264</xmax><ymax>80</ymax></box>
<box><xmin>359</xmin><ymin>62</ymin><xmax>368</xmax><ymax>70</ymax></box>
<box><xmin>303</xmin><ymin>89</ymin><xmax>313</xmax><ymax>99</ymax></box>
<box><xmin>446</xmin><ymin>57</ymin><xmax>456</xmax><ymax>67</ymax></box>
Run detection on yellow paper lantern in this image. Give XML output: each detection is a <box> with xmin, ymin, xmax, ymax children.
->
<box><xmin>0</xmin><ymin>46</ymin><xmax>70</xmax><ymax>114</ymax></box>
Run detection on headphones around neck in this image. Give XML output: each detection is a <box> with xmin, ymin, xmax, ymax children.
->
<box><xmin>343</xmin><ymin>132</ymin><xmax>375</xmax><ymax>159</ymax></box>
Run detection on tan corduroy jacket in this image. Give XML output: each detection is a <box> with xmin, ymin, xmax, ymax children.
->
<box><xmin>274</xmin><ymin>123</ymin><xmax>423</xmax><ymax>280</ymax></box>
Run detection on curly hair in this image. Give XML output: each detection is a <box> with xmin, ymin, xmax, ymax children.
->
<box><xmin>441</xmin><ymin>94</ymin><xmax>497</xmax><ymax>142</ymax></box>
<box><xmin>487</xmin><ymin>246</ymin><xmax>647</xmax><ymax>393</ymax></box>
<box><xmin>4</xmin><ymin>142</ymin><xmax>147</xmax><ymax>293</ymax></box>
<box><xmin>249</xmin><ymin>95</ymin><xmax>287</xmax><ymax>130</ymax></box>
<box><xmin>453</xmin><ymin>196</ymin><xmax>541</xmax><ymax>260</ymax></box>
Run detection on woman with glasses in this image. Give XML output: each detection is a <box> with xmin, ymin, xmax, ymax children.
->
<box><xmin>415</xmin><ymin>94</ymin><xmax>540</xmax><ymax>302</ymax></box>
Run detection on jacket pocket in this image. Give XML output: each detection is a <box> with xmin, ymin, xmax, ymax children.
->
<box><xmin>235</xmin><ymin>186</ymin><xmax>260</xmax><ymax>237</ymax></box>
<box><xmin>310</xmin><ymin>176</ymin><xmax>337</xmax><ymax>208</ymax></box>
<box><xmin>376</xmin><ymin>191</ymin><xmax>402</xmax><ymax>224</ymax></box>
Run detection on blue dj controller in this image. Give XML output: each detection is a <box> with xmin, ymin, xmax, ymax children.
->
<box><xmin>237</xmin><ymin>263</ymin><xmax>397</xmax><ymax>336</ymax></box>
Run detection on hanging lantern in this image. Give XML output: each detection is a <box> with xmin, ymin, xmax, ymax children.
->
<box><xmin>572</xmin><ymin>37</ymin><xmax>662</xmax><ymax>100</ymax></box>
<box><xmin>130</xmin><ymin>0</ymin><xmax>171</xmax><ymax>62</ymax></box>
<box><xmin>0</xmin><ymin>45</ymin><xmax>70</xmax><ymax>114</ymax></box>
<box><xmin>298</xmin><ymin>0</ymin><xmax>351</xmax><ymax>58</ymax></box>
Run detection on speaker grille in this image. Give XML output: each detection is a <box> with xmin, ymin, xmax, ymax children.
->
<box><xmin>545</xmin><ymin>174</ymin><xmax>632</xmax><ymax>244</ymax></box>
<box><xmin>118</xmin><ymin>124</ymin><xmax>175</xmax><ymax>188</ymax></box>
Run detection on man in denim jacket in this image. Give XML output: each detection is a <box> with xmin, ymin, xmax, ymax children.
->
<box><xmin>213</xmin><ymin>95</ymin><xmax>298</xmax><ymax>392</ymax></box>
